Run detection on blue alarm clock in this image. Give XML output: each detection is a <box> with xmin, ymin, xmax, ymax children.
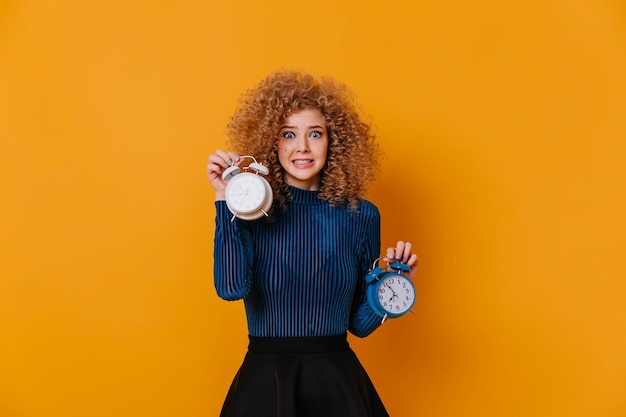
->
<box><xmin>365</xmin><ymin>258</ymin><xmax>416</xmax><ymax>324</ymax></box>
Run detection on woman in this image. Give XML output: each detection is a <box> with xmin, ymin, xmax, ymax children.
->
<box><xmin>207</xmin><ymin>71</ymin><xmax>418</xmax><ymax>417</ymax></box>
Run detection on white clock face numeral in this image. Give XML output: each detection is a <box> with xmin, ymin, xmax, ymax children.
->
<box><xmin>225</xmin><ymin>174</ymin><xmax>266</xmax><ymax>214</ymax></box>
<box><xmin>377</xmin><ymin>276</ymin><xmax>415</xmax><ymax>315</ymax></box>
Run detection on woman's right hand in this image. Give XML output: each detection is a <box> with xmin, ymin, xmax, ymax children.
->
<box><xmin>384</xmin><ymin>241</ymin><xmax>419</xmax><ymax>280</ymax></box>
<box><xmin>206</xmin><ymin>149</ymin><xmax>240</xmax><ymax>200</ymax></box>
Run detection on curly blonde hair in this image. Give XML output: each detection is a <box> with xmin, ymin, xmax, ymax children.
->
<box><xmin>225</xmin><ymin>71</ymin><xmax>380</xmax><ymax>209</ymax></box>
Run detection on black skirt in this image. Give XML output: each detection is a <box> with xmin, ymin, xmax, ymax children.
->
<box><xmin>220</xmin><ymin>333</ymin><xmax>389</xmax><ymax>417</ymax></box>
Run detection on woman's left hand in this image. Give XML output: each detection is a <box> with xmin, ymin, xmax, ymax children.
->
<box><xmin>384</xmin><ymin>241</ymin><xmax>419</xmax><ymax>280</ymax></box>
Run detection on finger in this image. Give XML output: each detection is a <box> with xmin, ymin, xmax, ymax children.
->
<box><xmin>406</xmin><ymin>253</ymin><xmax>418</xmax><ymax>268</ymax></box>
<box><xmin>227</xmin><ymin>152</ymin><xmax>241</xmax><ymax>165</ymax></box>
<box><xmin>208</xmin><ymin>152</ymin><xmax>225</xmax><ymax>165</ymax></box>
<box><xmin>206</xmin><ymin>161</ymin><xmax>224</xmax><ymax>177</ymax></box>
<box><xmin>214</xmin><ymin>149</ymin><xmax>233</xmax><ymax>168</ymax></box>
<box><xmin>208</xmin><ymin>150</ymin><xmax>237</xmax><ymax>172</ymax></box>
<box><xmin>394</xmin><ymin>241</ymin><xmax>403</xmax><ymax>260</ymax></box>
<box><xmin>401</xmin><ymin>241</ymin><xmax>412</xmax><ymax>263</ymax></box>
<box><xmin>394</xmin><ymin>241</ymin><xmax>410</xmax><ymax>262</ymax></box>
<box><xmin>207</xmin><ymin>155</ymin><xmax>226</xmax><ymax>175</ymax></box>
<box><xmin>385</xmin><ymin>247</ymin><xmax>395</xmax><ymax>261</ymax></box>
<box><xmin>215</xmin><ymin>149</ymin><xmax>241</xmax><ymax>168</ymax></box>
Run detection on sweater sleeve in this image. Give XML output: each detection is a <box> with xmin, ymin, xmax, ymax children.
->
<box><xmin>213</xmin><ymin>201</ymin><xmax>254</xmax><ymax>300</ymax></box>
<box><xmin>348</xmin><ymin>202</ymin><xmax>384</xmax><ymax>338</ymax></box>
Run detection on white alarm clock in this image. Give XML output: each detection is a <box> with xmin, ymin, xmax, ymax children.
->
<box><xmin>222</xmin><ymin>156</ymin><xmax>273</xmax><ymax>221</ymax></box>
<box><xmin>365</xmin><ymin>258</ymin><xmax>416</xmax><ymax>324</ymax></box>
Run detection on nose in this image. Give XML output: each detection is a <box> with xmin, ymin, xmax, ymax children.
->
<box><xmin>295</xmin><ymin>136</ymin><xmax>310</xmax><ymax>152</ymax></box>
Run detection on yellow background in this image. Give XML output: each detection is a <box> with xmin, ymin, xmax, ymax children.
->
<box><xmin>1</xmin><ymin>1</ymin><xmax>625</xmax><ymax>416</ymax></box>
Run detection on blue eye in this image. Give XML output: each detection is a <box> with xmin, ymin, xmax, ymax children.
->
<box><xmin>309</xmin><ymin>131</ymin><xmax>323</xmax><ymax>138</ymax></box>
<box><xmin>282</xmin><ymin>131</ymin><xmax>295</xmax><ymax>139</ymax></box>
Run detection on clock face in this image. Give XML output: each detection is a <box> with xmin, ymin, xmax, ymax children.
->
<box><xmin>377</xmin><ymin>275</ymin><xmax>415</xmax><ymax>315</ymax></box>
<box><xmin>225</xmin><ymin>173</ymin><xmax>267</xmax><ymax>214</ymax></box>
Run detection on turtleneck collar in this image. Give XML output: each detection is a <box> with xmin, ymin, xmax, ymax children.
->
<box><xmin>288</xmin><ymin>185</ymin><xmax>324</xmax><ymax>205</ymax></box>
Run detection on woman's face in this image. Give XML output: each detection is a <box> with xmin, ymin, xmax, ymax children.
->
<box><xmin>277</xmin><ymin>108</ymin><xmax>329</xmax><ymax>190</ymax></box>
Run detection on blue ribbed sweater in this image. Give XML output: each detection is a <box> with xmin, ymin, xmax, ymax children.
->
<box><xmin>213</xmin><ymin>186</ymin><xmax>383</xmax><ymax>338</ymax></box>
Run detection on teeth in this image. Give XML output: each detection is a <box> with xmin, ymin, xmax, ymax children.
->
<box><xmin>293</xmin><ymin>160</ymin><xmax>313</xmax><ymax>165</ymax></box>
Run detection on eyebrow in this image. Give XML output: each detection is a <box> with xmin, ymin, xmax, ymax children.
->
<box><xmin>281</xmin><ymin>125</ymin><xmax>325</xmax><ymax>130</ymax></box>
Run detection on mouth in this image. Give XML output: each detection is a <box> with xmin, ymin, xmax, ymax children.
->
<box><xmin>292</xmin><ymin>159</ymin><xmax>314</xmax><ymax>167</ymax></box>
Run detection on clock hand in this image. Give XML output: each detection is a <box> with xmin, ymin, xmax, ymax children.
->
<box><xmin>385</xmin><ymin>282</ymin><xmax>399</xmax><ymax>302</ymax></box>
<box><xmin>236</xmin><ymin>184</ymin><xmax>248</xmax><ymax>195</ymax></box>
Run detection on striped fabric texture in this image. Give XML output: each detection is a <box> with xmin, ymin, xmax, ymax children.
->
<box><xmin>213</xmin><ymin>186</ymin><xmax>383</xmax><ymax>338</ymax></box>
